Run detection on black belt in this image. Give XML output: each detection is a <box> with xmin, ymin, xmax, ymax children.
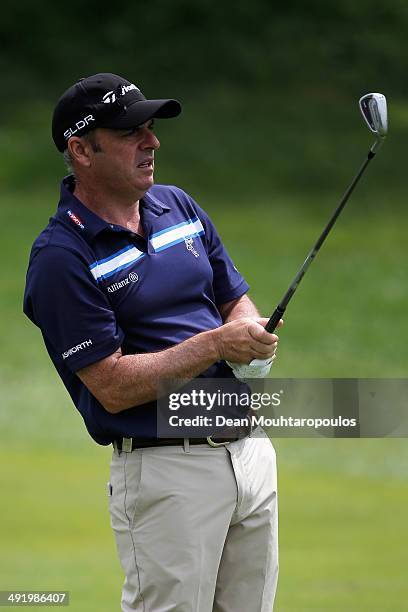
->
<box><xmin>113</xmin><ymin>435</ymin><xmax>246</xmax><ymax>452</ymax></box>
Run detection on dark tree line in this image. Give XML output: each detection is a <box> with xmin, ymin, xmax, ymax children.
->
<box><xmin>2</xmin><ymin>0</ymin><xmax>408</xmax><ymax>108</ymax></box>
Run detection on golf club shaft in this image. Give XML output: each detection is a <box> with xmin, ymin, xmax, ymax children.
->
<box><xmin>265</xmin><ymin>147</ymin><xmax>377</xmax><ymax>333</ymax></box>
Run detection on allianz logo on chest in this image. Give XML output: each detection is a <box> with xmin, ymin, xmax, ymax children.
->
<box><xmin>107</xmin><ymin>272</ymin><xmax>139</xmax><ymax>293</ymax></box>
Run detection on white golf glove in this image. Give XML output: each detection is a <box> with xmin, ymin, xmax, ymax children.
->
<box><xmin>227</xmin><ymin>357</ymin><xmax>274</xmax><ymax>380</ymax></box>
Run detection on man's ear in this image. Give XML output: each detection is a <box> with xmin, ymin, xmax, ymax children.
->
<box><xmin>67</xmin><ymin>137</ymin><xmax>93</xmax><ymax>169</ymax></box>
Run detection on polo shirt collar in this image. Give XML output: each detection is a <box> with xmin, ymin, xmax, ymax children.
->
<box><xmin>57</xmin><ymin>176</ymin><xmax>110</xmax><ymax>240</ymax></box>
<box><xmin>142</xmin><ymin>190</ymin><xmax>171</xmax><ymax>216</ymax></box>
<box><xmin>57</xmin><ymin>176</ymin><xmax>171</xmax><ymax>241</ymax></box>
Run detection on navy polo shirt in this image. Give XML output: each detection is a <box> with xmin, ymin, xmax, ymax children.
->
<box><xmin>23</xmin><ymin>176</ymin><xmax>249</xmax><ymax>445</ymax></box>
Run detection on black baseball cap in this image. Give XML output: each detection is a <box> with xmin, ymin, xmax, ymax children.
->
<box><xmin>52</xmin><ymin>73</ymin><xmax>182</xmax><ymax>152</ymax></box>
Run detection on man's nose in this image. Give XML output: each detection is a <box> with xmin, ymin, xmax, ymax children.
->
<box><xmin>141</xmin><ymin>128</ymin><xmax>160</xmax><ymax>150</ymax></box>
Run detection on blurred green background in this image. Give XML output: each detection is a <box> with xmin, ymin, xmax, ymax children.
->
<box><xmin>1</xmin><ymin>1</ymin><xmax>407</xmax><ymax>610</ymax></box>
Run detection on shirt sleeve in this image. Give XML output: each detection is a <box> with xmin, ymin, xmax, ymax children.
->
<box><xmin>23</xmin><ymin>245</ymin><xmax>124</xmax><ymax>372</ymax></box>
<box><xmin>189</xmin><ymin>198</ymin><xmax>250</xmax><ymax>305</ymax></box>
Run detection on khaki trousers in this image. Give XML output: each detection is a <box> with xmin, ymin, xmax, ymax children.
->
<box><xmin>108</xmin><ymin>431</ymin><xmax>278</xmax><ymax>611</ymax></box>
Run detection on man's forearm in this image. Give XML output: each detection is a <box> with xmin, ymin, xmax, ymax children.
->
<box><xmin>80</xmin><ymin>328</ymin><xmax>221</xmax><ymax>413</ymax></box>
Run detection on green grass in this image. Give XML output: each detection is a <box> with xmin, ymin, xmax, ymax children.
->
<box><xmin>0</xmin><ymin>448</ymin><xmax>122</xmax><ymax>611</ymax></box>
<box><xmin>213</xmin><ymin>197</ymin><xmax>408</xmax><ymax>377</ymax></box>
<box><xmin>274</xmin><ymin>438</ymin><xmax>408</xmax><ymax>612</ymax></box>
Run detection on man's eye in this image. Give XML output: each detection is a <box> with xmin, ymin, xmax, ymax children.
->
<box><xmin>123</xmin><ymin>121</ymin><xmax>154</xmax><ymax>137</ymax></box>
<box><xmin>123</xmin><ymin>127</ymin><xmax>139</xmax><ymax>137</ymax></box>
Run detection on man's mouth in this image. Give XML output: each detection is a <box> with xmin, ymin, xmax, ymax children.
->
<box><xmin>137</xmin><ymin>158</ymin><xmax>154</xmax><ymax>168</ymax></box>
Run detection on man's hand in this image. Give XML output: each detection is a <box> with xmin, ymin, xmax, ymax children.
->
<box><xmin>214</xmin><ymin>317</ymin><xmax>279</xmax><ymax>364</ymax></box>
<box><xmin>214</xmin><ymin>316</ymin><xmax>282</xmax><ymax>380</ymax></box>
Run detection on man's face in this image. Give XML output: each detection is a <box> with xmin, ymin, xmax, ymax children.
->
<box><xmin>85</xmin><ymin>120</ymin><xmax>160</xmax><ymax>199</ymax></box>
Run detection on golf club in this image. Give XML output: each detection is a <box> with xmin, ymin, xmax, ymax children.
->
<box><xmin>263</xmin><ymin>92</ymin><xmax>388</xmax><ymax>335</ymax></box>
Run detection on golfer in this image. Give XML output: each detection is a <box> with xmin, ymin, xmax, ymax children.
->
<box><xmin>23</xmin><ymin>73</ymin><xmax>280</xmax><ymax>611</ymax></box>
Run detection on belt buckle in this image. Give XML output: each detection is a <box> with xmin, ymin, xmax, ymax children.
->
<box><xmin>122</xmin><ymin>437</ymin><xmax>133</xmax><ymax>452</ymax></box>
<box><xmin>206</xmin><ymin>435</ymin><xmax>230</xmax><ymax>448</ymax></box>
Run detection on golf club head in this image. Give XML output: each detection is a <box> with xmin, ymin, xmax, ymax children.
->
<box><xmin>359</xmin><ymin>93</ymin><xmax>387</xmax><ymax>152</ymax></box>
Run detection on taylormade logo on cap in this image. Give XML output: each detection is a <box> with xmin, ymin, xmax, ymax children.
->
<box><xmin>102</xmin><ymin>83</ymin><xmax>140</xmax><ymax>104</ymax></box>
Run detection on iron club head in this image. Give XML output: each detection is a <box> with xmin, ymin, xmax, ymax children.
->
<box><xmin>359</xmin><ymin>93</ymin><xmax>388</xmax><ymax>152</ymax></box>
